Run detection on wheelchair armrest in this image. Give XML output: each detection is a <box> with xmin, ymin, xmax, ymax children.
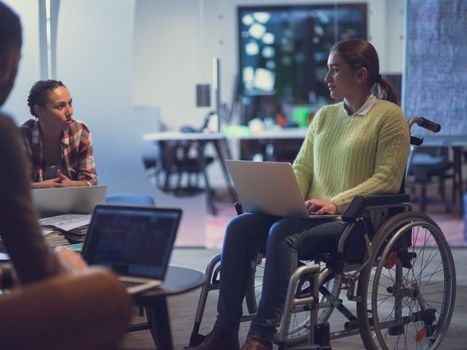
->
<box><xmin>234</xmin><ymin>202</ymin><xmax>244</xmax><ymax>215</ymax></box>
<box><xmin>341</xmin><ymin>194</ymin><xmax>410</xmax><ymax>223</ymax></box>
<box><xmin>411</xmin><ymin>135</ymin><xmax>423</xmax><ymax>146</ymax></box>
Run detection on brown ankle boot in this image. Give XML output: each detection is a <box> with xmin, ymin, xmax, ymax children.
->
<box><xmin>240</xmin><ymin>337</ymin><xmax>273</xmax><ymax>350</ymax></box>
<box><xmin>185</xmin><ymin>325</ymin><xmax>239</xmax><ymax>350</ymax></box>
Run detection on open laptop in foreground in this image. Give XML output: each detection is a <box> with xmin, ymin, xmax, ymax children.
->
<box><xmin>31</xmin><ymin>185</ymin><xmax>107</xmax><ymax>217</ymax></box>
<box><xmin>82</xmin><ymin>204</ymin><xmax>182</xmax><ymax>295</ymax></box>
<box><xmin>226</xmin><ymin>160</ymin><xmax>339</xmax><ymax>219</ymax></box>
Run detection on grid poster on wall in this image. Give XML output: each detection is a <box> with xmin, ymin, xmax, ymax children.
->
<box><xmin>404</xmin><ymin>0</ymin><xmax>467</xmax><ymax>136</ymax></box>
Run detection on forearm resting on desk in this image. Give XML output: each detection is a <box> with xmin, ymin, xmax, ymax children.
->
<box><xmin>31</xmin><ymin>178</ymin><xmax>92</xmax><ymax>188</ymax></box>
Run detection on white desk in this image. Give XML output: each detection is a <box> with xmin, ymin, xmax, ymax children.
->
<box><xmin>142</xmin><ymin>128</ymin><xmax>308</xmax><ymax>142</ymax></box>
<box><xmin>142</xmin><ymin>132</ymin><xmax>225</xmax><ymax>142</ymax></box>
<box><xmin>231</xmin><ymin>128</ymin><xmax>307</xmax><ymax>140</ymax></box>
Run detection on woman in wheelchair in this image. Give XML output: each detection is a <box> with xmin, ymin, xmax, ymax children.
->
<box><xmin>186</xmin><ymin>39</ymin><xmax>410</xmax><ymax>350</ymax></box>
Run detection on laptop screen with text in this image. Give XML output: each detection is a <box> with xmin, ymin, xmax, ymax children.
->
<box><xmin>83</xmin><ymin>205</ymin><xmax>181</xmax><ymax>280</ymax></box>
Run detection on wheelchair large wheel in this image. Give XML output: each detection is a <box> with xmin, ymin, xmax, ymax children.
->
<box><xmin>357</xmin><ymin>212</ymin><xmax>456</xmax><ymax>350</ymax></box>
<box><xmin>246</xmin><ymin>258</ymin><xmax>342</xmax><ymax>347</ymax></box>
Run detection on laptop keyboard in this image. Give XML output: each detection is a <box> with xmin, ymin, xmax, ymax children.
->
<box><xmin>123</xmin><ymin>280</ymin><xmax>143</xmax><ymax>288</ymax></box>
<box><xmin>121</xmin><ymin>279</ymin><xmax>161</xmax><ymax>295</ymax></box>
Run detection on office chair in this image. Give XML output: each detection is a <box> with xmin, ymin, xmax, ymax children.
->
<box><xmin>156</xmin><ymin>127</ymin><xmax>214</xmax><ymax>197</ymax></box>
<box><xmin>133</xmin><ymin>105</ymin><xmax>165</xmax><ymax>176</ymax></box>
<box><xmin>408</xmin><ymin>146</ymin><xmax>455</xmax><ymax>213</ymax></box>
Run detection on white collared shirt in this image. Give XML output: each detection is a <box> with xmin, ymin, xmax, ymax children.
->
<box><xmin>343</xmin><ymin>93</ymin><xmax>377</xmax><ymax>116</ymax></box>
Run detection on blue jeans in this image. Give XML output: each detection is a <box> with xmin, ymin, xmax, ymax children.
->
<box><xmin>215</xmin><ymin>212</ymin><xmax>346</xmax><ymax>343</ymax></box>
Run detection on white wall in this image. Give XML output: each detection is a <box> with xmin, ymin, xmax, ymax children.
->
<box><xmin>133</xmin><ymin>0</ymin><xmax>206</xmax><ymax>130</ymax></box>
<box><xmin>56</xmin><ymin>0</ymin><xmax>205</xmax><ymax>246</ymax></box>
<box><xmin>6</xmin><ymin>1</ymin><xmax>152</xmax><ymax>198</ymax></box>
<box><xmin>56</xmin><ymin>0</ymin><xmax>145</xmax><ymax>195</ymax></box>
<box><xmin>2</xmin><ymin>0</ymin><xmax>40</xmax><ymax>123</ymax></box>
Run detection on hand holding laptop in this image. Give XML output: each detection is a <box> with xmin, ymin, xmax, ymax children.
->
<box><xmin>305</xmin><ymin>199</ymin><xmax>337</xmax><ymax>215</ymax></box>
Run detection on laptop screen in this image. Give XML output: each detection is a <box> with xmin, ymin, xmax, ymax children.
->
<box><xmin>82</xmin><ymin>205</ymin><xmax>182</xmax><ymax>279</ymax></box>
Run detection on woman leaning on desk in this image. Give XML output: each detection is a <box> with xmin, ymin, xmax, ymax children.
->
<box><xmin>186</xmin><ymin>39</ymin><xmax>410</xmax><ymax>350</ymax></box>
<box><xmin>20</xmin><ymin>79</ymin><xmax>98</xmax><ymax>188</ymax></box>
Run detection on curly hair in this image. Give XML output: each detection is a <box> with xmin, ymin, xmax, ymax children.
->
<box><xmin>27</xmin><ymin>80</ymin><xmax>66</xmax><ymax>116</ymax></box>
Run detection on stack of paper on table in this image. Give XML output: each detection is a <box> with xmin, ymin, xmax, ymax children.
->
<box><xmin>41</xmin><ymin>227</ymin><xmax>70</xmax><ymax>247</ymax></box>
<box><xmin>39</xmin><ymin>214</ymin><xmax>91</xmax><ymax>243</ymax></box>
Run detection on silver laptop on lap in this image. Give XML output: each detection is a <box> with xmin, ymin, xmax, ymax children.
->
<box><xmin>82</xmin><ymin>204</ymin><xmax>182</xmax><ymax>295</ymax></box>
<box><xmin>226</xmin><ymin>160</ymin><xmax>339</xmax><ymax>219</ymax></box>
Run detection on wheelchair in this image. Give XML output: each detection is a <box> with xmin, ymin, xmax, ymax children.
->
<box><xmin>188</xmin><ymin>117</ymin><xmax>457</xmax><ymax>350</ymax></box>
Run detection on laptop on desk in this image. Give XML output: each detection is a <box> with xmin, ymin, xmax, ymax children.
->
<box><xmin>31</xmin><ymin>185</ymin><xmax>107</xmax><ymax>217</ymax></box>
<box><xmin>226</xmin><ymin>160</ymin><xmax>339</xmax><ymax>219</ymax></box>
<box><xmin>82</xmin><ymin>204</ymin><xmax>182</xmax><ymax>295</ymax></box>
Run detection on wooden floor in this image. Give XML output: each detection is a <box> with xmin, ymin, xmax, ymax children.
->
<box><xmin>121</xmin><ymin>247</ymin><xmax>467</xmax><ymax>350</ymax></box>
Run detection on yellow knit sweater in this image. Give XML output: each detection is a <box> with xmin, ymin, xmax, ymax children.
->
<box><xmin>292</xmin><ymin>100</ymin><xmax>410</xmax><ymax>213</ymax></box>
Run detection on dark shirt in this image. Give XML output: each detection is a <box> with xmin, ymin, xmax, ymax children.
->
<box><xmin>0</xmin><ymin>113</ymin><xmax>62</xmax><ymax>284</ymax></box>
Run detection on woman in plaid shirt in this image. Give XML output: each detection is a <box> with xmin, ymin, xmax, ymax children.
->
<box><xmin>21</xmin><ymin>80</ymin><xmax>98</xmax><ymax>188</ymax></box>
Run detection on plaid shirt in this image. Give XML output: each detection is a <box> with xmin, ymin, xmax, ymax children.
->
<box><xmin>20</xmin><ymin>119</ymin><xmax>98</xmax><ymax>185</ymax></box>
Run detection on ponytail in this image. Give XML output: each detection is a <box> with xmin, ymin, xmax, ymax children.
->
<box><xmin>331</xmin><ymin>39</ymin><xmax>400</xmax><ymax>106</ymax></box>
<box><xmin>372</xmin><ymin>76</ymin><xmax>399</xmax><ymax>106</ymax></box>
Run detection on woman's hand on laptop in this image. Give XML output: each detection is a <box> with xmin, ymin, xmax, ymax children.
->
<box><xmin>55</xmin><ymin>246</ymin><xmax>88</xmax><ymax>273</ymax></box>
<box><xmin>305</xmin><ymin>199</ymin><xmax>337</xmax><ymax>215</ymax></box>
<box><xmin>56</xmin><ymin>170</ymin><xmax>89</xmax><ymax>187</ymax></box>
<box><xmin>31</xmin><ymin>178</ymin><xmax>63</xmax><ymax>189</ymax></box>
<box><xmin>30</xmin><ymin>170</ymin><xmax>89</xmax><ymax>188</ymax></box>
